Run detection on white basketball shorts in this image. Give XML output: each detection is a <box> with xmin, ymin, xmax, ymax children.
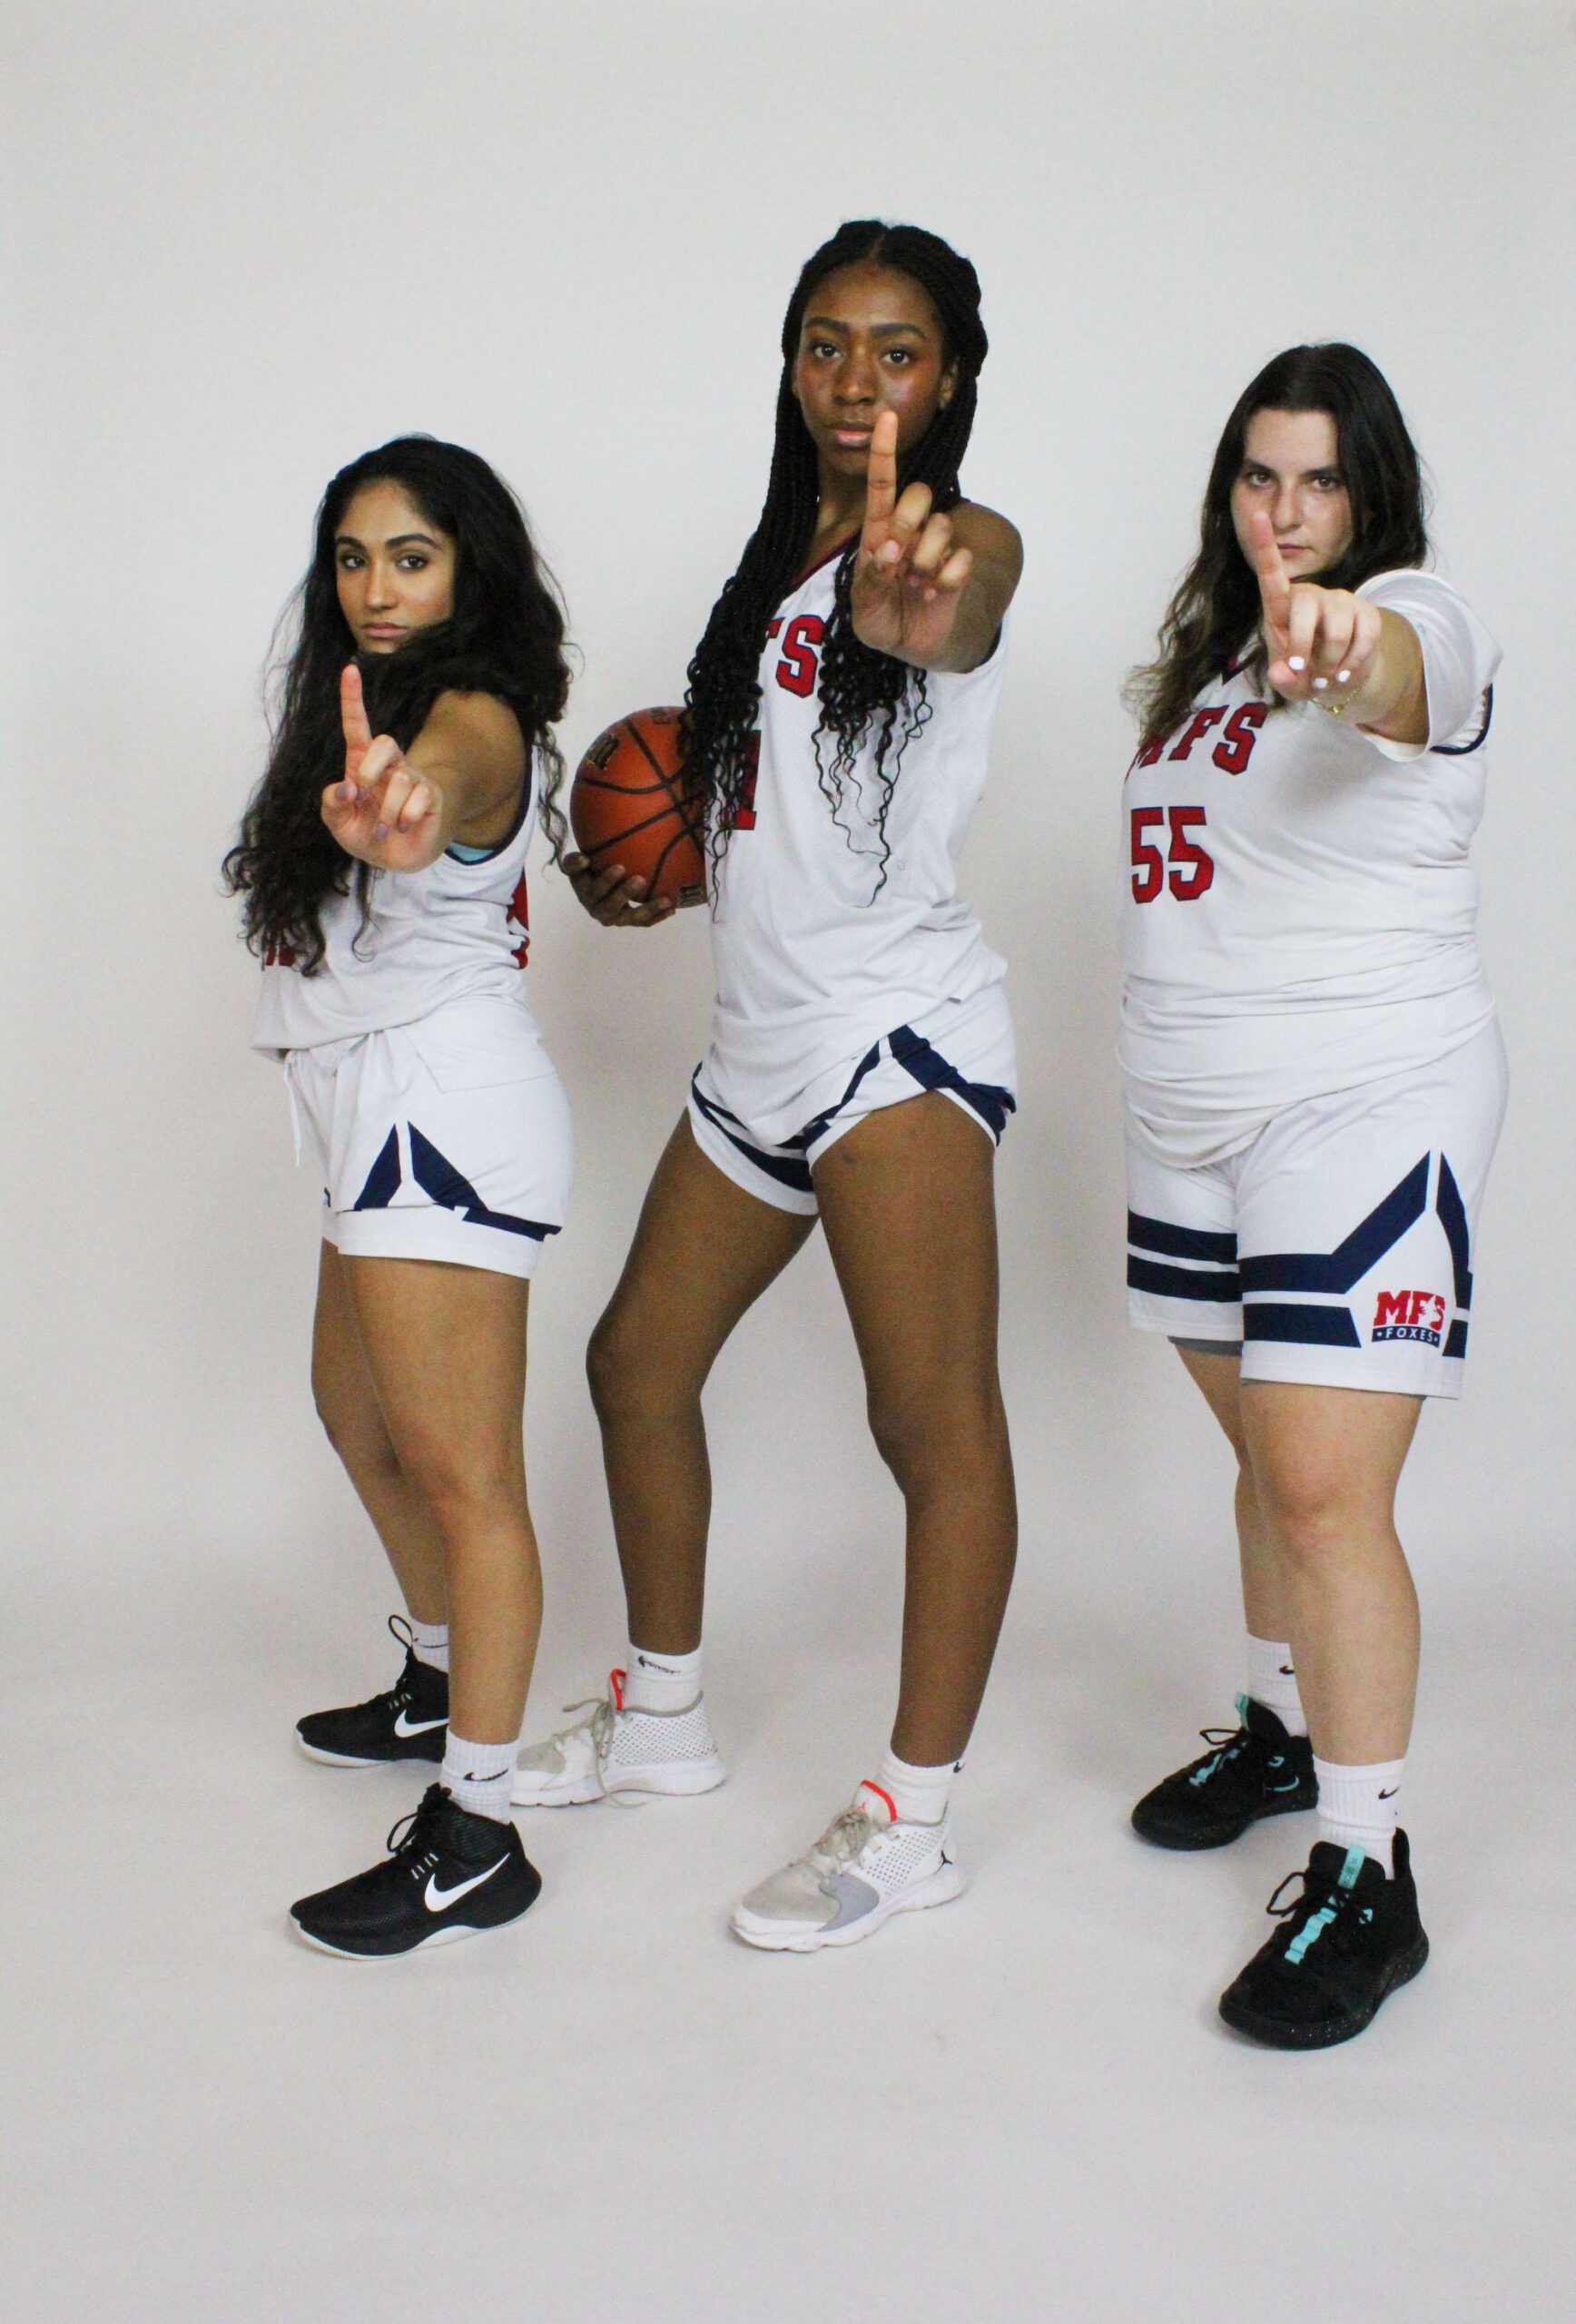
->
<box><xmin>283</xmin><ymin>997</ymin><xmax>573</xmax><ymax>1279</ymax></box>
<box><xmin>688</xmin><ymin>983</ymin><xmax>1017</xmax><ymax>1216</ymax></box>
<box><xmin>1125</xmin><ymin>1020</ymin><xmax>1507</xmax><ymax>1397</ymax></box>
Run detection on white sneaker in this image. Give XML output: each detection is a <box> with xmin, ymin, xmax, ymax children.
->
<box><xmin>511</xmin><ymin>1669</ymin><xmax>725</xmax><ymax>1807</ymax></box>
<box><xmin>730</xmin><ymin>1781</ymin><xmax>967</xmax><ymax>1952</ymax></box>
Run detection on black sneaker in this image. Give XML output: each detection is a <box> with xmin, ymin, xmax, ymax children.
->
<box><xmin>1218</xmin><ymin>1829</ymin><xmax>1428</xmax><ymax>2049</ymax></box>
<box><xmin>290</xmin><ymin>1786</ymin><xmax>542</xmax><ymax>1957</ymax></box>
<box><xmin>296</xmin><ymin>1616</ymin><xmax>448</xmax><ymax>1766</ymax></box>
<box><xmin>1131</xmin><ymin>1695</ymin><xmax>1315</xmax><ymax>1849</ymax></box>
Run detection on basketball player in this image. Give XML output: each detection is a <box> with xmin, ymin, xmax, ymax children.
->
<box><xmin>226</xmin><ymin>438</ymin><xmax>574</xmax><ymax>1954</ymax></box>
<box><xmin>517</xmin><ymin>222</ymin><xmax>1023</xmax><ymax>1951</ymax></box>
<box><xmin>1120</xmin><ymin>346</ymin><xmax>1503</xmax><ymax>2044</ymax></box>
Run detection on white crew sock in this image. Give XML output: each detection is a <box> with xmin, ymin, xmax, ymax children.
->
<box><xmin>1246</xmin><ymin>1634</ymin><xmax>1307</xmax><ymax>1736</ymax></box>
<box><xmin>1313</xmin><ymin>1755</ymin><xmax>1404</xmax><ymax>1877</ymax></box>
<box><xmin>409</xmin><ymin>1618</ymin><xmax>449</xmax><ymax>1675</ymax></box>
<box><xmin>441</xmin><ymin>1731</ymin><xmax>519</xmax><ymax>1823</ymax></box>
<box><xmin>869</xmin><ymin>1747</ymin><xmax>962</xmax><ymax>1827</ymax></box>
<box><xmin>622</xmin><ymin>1640</ymin><xmax>703</xmax><ymax>1713</ymax></box>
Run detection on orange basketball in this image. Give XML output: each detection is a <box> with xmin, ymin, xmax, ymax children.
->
<box><xmin>570</xmin><ymin>705</ymin><xmax>707</xmax><ymax>907</ymax></box>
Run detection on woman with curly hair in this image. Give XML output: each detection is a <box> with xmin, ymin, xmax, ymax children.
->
<box><xmin>226</xmin><ymin>436</ymin><xmax>573</xmax><ymax>1955</ymax></box>
<box><xmin>513</xmin><ymin>221</ymin><xmax>1024</xmax><ymax>1954</ymax></box>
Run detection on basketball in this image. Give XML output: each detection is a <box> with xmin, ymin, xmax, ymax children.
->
<box><xmin>570</xmin><ymin>705</ymin><xmax>707</xmax><ymax>907</ymax></box>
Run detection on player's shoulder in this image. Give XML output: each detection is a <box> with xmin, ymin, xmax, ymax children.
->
<box><xmin>419</xmin><ymin>687</ymin><xmax>527</xmax><ymax>773</ymax></box>
<box><xmin>951</xmin><ymin>499</ymin><xmax>1022</xmax><ymax>575</ymax></box>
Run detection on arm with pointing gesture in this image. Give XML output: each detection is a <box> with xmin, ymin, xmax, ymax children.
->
<box><xmin>322</xmin><ymin>665</ymin><xmax>527</xmax><ymax>872</ymax></box>
<box><xmin>851</xmin><ymin>411</ymin><xmax>1021</xmax><ymax>674</ymax></box>
<box><xmin>1246</xmin><ymin>510</ymin><xmax>1427</xmax><ymax>745</ymax></box>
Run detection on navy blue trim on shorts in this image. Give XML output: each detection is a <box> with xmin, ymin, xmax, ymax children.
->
<box><xmin>1444</xmin><ymin>1320</ymin><xmax>1469</xmax><ymax>1359</ymax></box>
<box><xmin>353</xmin><ymin>1128</ymin><xmax>403</xmax><ymax>1211</ymax></box>
<box><xmin>796</xmin><ymin>1022</ymin><xmax>1017</xmax><ymax>1152</ymax></box>
<box><xmin>1244</xmin><ymin>1303</ymin><xmax>1363</xmax><ymax>1349</ymax></box>
<box><xmin>1237</xmin><ymin>1157</ymin><xmax>1429</xmax><ymax>1296</ymax></box>
<box><xmin>407</xmin><ymin>1125</ymin><xmax>558</xmax><ymax>1239</ymax></box>
<box><xmin>689</xmin><ymin>1072</ymin><xmax>815</xmax><ymax>1195</ymax></box>
<box><xmin>1128</xmin><ymin>1211</ymin><xmax>1238</xmax><ymax>1267</ymax></box>
<box><xmin>1434</xmin><ymin>1155</ymin><xmax>1473</xmax><ymax>1312</ymax></box>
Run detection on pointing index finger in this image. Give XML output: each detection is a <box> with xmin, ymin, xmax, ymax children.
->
<box><xmin>860</xmin><ymin>409</ymin><xmax>900</xmax><ymax>547</ymax></box>
<box><xmin>1245</xmin><ymin>509</ymin><xmax>1292</xmax><ymax>637</ymax></box>
<box><xmin>340</xmin><ymin>663</ymin><xmax>372</xmax><ymax>761</ymax></box>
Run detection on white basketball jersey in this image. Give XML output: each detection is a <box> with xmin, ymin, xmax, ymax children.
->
<box><xmin>1119</xmin><ymin>569</ymin><xmax>1501</xmax><ymax>1165</ymax></box>
<box><xmin>251</xmin><ymin>767</ymin><xmax>538</xmax><ymax>1051</ymax></box>
<box><xmin>705</xmin><ymin>548</ymin><xmax>1008</xmax><ymax>1145</ymax></box>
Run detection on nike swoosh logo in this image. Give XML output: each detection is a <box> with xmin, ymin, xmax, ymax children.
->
<box><xmin>425</xmin><ymin>1857</ymin><xmax>508</xmax><ymax>1912</ymax></box>
<box><xmin>1270</xmin><ymin>1779</ymin><xmax>1302</xmax><ymax>1793</ymax></box>
<box><xmin>393</xmin><ymin>1711</ymin><xmax>447</xmax><ymax>1738</ymax></box>
<box><xmin>1378</xmin><ymin>1787</ymin><xmax>1399</xmax><ymax>1799</ymax></box>
<box><xmin>1278</xmin><ymin>1665</ymin><xmax>1296</xmax><ymax>1677</ymax></box>
<box><xmin>636</xmin><ymin>1656</ymin><xmax>678</xmax><ymax>1673</ymax></box>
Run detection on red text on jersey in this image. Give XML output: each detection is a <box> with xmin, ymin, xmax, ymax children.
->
<box><xmin>1130</xmin><ymin>805</ymin><xmax>1216</xmax><ymax>902</ymax></box>
<box><xmin>1371</xmin><ymin>1287</ymin><xmax>1445</xmax><ymax>1346</ymax></box>
<box><xmin>507</xmin><ymin>872</ymin><xmax>530</xmax><ymax>968</ymax></box>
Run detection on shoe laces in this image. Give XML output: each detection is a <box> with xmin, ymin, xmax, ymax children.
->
<box><xmin>1264</xmin><ymin>1854</ymin><xmax>1375</xmax><ymax>1964</ymax></box>
<box><xmin>383</xmin><ymin>1787</ymin><xmax>450</xmax><ymax>1881</ymax></box>
<box><xmin>805</xmin><ymin>1807</ymin><xmax>882</xmax><ymax>1877</ymax></box>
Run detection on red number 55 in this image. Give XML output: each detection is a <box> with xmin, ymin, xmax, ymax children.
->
<box><xmin>1130</xmin><ymin>805</ymin><xmax>1215</xmax><ymax>902</ymax></box>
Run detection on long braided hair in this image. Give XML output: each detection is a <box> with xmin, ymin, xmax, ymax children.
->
<box><xmin>224</xmin><ymin>437</ymin><xmax>570</xmax><ymax>974</ymax></box>
<box><xmin>684</xmin><ymin>221</ymin><xmax>989</xmax><ymax>893</ymax></box>
<box><xmin>1124</xmin><ymin>344</ymin><xmax>1429</xmax><ymax>748</ymax></box>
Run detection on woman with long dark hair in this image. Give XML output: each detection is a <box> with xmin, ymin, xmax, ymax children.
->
<box><xmin>513</xmin><ymin>220</ymin><xmax>1024</xmax><ymax>1952</ymax></box>
<box><xmin>1120</xmin><ymin>346</ymin><xmax>1504</xmax><ymax>2044</ymax></box>
<box><xmin>226</xmin><ymin>436</ymin><xmax>573</xmax><ymax>1955</ymax></box>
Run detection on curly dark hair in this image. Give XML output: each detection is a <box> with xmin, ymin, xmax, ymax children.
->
<box><xmin>1126</xmin><ymin>343</ymin><xmax>1430</xmax><ymax>747</ymax></box>
<box><xmin>684</xmin><ymin>220</ymin><xmax>989</xmax><ymax>894</ymax></box>
<box><xmin>223</xmin><ymin>436</ymin><xmax>570</xmax><ymax>972</ymax></box>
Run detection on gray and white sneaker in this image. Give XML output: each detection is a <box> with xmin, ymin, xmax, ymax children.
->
<box><xmin>730</xmin><ymin>1780</ymin><xmax>967</xmax><ymax>1952</ymax></box>
<box><xmin>511</xmin><ymin>1669</ymin><xmax>725</xmax><ymax>1807</ymax></box>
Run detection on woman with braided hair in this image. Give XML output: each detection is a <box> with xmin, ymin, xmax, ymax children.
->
<box><xmin>514</xmin><ymin>221</ymin><xmax>1024</xmax><ymax>1951</ymax></box>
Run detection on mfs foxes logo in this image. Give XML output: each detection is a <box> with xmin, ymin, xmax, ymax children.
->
<box><xmin>1371</xmin><ymin>1288</ymin><xmax>1446</xmax><ymax>1347</ymax></box>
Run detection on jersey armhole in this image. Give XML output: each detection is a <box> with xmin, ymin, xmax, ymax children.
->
<box><xmin>445</xmin><ymin>769</ymin><xmax>533</xmax><ymax>864</ymax></box>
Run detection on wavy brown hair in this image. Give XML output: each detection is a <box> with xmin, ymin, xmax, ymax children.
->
<box><xmin>1125</xmin><ymin>344</ymin><xmax>1430</xmax><ymax>747</ymax></box>
<box><xmin>224</xmin><ymin>437</ymin><xmax>569</xmax><ymax>973</ymax></box>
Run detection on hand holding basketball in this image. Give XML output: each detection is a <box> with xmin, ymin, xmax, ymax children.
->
<box><xmin>1246</xmin><ymin>511</ymin><xmax>1382</xmax><ymax>707</ymax></box>
<box><xmin>321</xmin><ymin>665</ymin><xmax>443</xmax><ymax>870</ymax></box>
<box><xmin>851</xmin><ymin>410</ymin><xmax>975</xmax><ymax>660</ymax></box>
<box><xmin>567</xmin><ymin>705</ymin><xmax>704</xmax><ymax>921</ymax></box>
<box><xmin>562</xmin><ymin>852</ymin><xmax>675</xmax><ymax>928</ymax></box>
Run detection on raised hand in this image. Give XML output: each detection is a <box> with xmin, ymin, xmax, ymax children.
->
<box><xmin>321</xmin><ymin>665</ymin><xmax>444</xmax><ymax>869</ymax></box>
<box><xmin>850</xmin><ymin>409</ymin><xmax>975</xmax><ymax>662</ymax></box>
<box><xmin>1246</xmin><ymin>510</ymin><xmax>1383</xmax><ymax>712</ymax></box>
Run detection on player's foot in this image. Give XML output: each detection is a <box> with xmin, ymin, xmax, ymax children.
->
<box><xmin>1217</xmin><ymin>1829</ymin><xmax>1428</xmax><ymax>2049</ymax></box>
<box><xmin>290</xmin><ymin>1785</ymin><xmax>540</xmax><ymax>1957</ymax></box>
<box><xmin>510</xmin><ymin>1669</ymin><xmax>724</xmax><ymax>1807</ymax></box>
<box><xmin>730</xmin><ymin>1782</ymin><xmax>967</xmax><ymax>1953</ymax></box>
<box><xmin>295</xmin><ymin>1615</ymin><xmax>448</xmax><ymax>1767</ymax></box>
<box><xmin>1131</xmin><ymin>1695</ymin><xmax>1315</xmax><ymax>1849</ymax></box>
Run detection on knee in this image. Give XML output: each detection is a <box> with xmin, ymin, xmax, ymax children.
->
<box><xmin>586</xmin><ymin>1304</ymin><xmax>694</xmax><ymax>1429</ymax></box>
<box><xmin>395</xmin><ymin>1427</ymin><xmax>522</xmax><ymax>1531</ymax></box>
<box><xmin>311</xmin><ymin>1372</ymin><xmax>399</xmax><ymax>1483</ymax></box>
<box><xmin>1251</xmin><ymin>1453</ymin><xmax>1367</xmax><ymax>1562</ymax></box>
<box><xmin>867</xmin><ymin>1382</ymin><xmax>1009</xmax><ymax>1497</ymax></box>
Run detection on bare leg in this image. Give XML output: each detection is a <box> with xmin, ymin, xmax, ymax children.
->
<box><xmin>1240</xmin><ymin>1382</ymin><xmax>1422</xmax><ymax>1764</ymax></box>
<box><xmin>587</xmin><ymin>1118</ymin><xmax>815</xmax><ymax>1651</ymax></box>
<box><xmin>1173</xmin><ymin>1344</ymin><xmax>1287</xmax><ymax>1644</ymax></box>
<box><xmin>340</xmin><ymin>1256</ymin><xmax>537</xmax><ymax>1745</ymax></box>
<box><xmin>310</xmin><ymin>1241</ymin><xmax>449</xmax><ymax>1625</ymax></box>
<box><xmin>814</xmin><ymin>1095</ymin><xmax>1016</xmax><ymax>1767</ymax></box>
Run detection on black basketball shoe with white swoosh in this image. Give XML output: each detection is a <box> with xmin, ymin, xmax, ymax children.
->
<box><xmin>296</xmin><ymin>1615</ymin><xmax>448</xmax><ymax>1766</ymax></box>
<box><xmin>290</xmin><ymin>1786</ymin><xmax>542</xmax><ymax>1957</ymax></box>
<box><xmin>1131</xmin><ymin>1695</ymin><xmax>1316</xmax><ymax>1849</ymax></box>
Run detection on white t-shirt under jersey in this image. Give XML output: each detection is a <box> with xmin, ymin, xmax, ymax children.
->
<box><xmin>705</xmin><ymin>549</ymin><xmax>1009</xmax><ymax>1145</ymax></box>
<box><xmin>1119</xmin><ymin>568</ymin><xmax>1501</xmax><ymax>1167</ymax></box>
<box><xmin>251</xmin><ymin>765</ymin><xmax>538</xmax><ymax>1053</ymax></box>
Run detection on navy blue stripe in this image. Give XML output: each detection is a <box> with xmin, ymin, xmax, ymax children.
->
<box><xmin>794</xmin><ymin>1041</ymin><xmax>886</xmax><ymax>1151</ymax></box>
<box><xmin>1434</xmin><ymin>684</ymin><xmax>1493</xmax><ymax>758</ymax></box>
<box><xmin>1128</xmin><ymin>1256</ymin><xmax>1243</xmax><ymax>1304</ymax></box>
<box><xmin>1244</xmin><ymin>1303</ymin><xmax>1361</xmax><ymax>1349</ymax></box>
<box><xmin>1444</xmin><ymin>1319</ymin><xmax>1469</xmax><ymax>1359</ymax></box>
<box><xmin>1238</xmin><ymin>1157</ymin><xmax>1429</xmax><ymax>1295</ymax></box>
<box><xmin>1128</xmin><ymin>1209</ymin><xmax>1237</xmax><ymax>1266</ymax></box>
<box><xmin>886</xmin><ymin>1022</ymin><xmax>1016</xmax><ymax>1141</ymax></box>
<box><xmin>406</xmin><ymin>1125</ymin><xmax>557</xmax><ymax>1240</ymax></box>
<box><xmin>352</xmin><ymin>1128</ymin><xmax>402</xmax><ymax>1212</ymax></box>
<box><xmin>689</xmin><ymin>1076</ymin><xmax>814</xmax><ymax>1195</ymax></box>
<box><xmin>1435</xmin><ymin>1154</ymin><xmax>1473</xmax><ymax>1312</ymax></box>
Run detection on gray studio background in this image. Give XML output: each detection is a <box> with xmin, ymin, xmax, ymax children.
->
<box><xmin>5</xmin><ymin>3</ymin><xmax>1571</xmax><ymax>2319</ymax></box>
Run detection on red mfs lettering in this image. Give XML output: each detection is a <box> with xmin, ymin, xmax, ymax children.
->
<box><xmin>1212</xmin><ymin>701</ymin><xmax>1266</xmax><ymax>775</ymax></box>
<box><xmin>1374</xmin><ymin>1289</ymin><xmax>1445</xmax><ymax>1334</ymax></box>
<box><xmin>1167</xmin><ymin>707</ymin><xmax>1226</xmax><ymax>762</ymax></box>
<box><xmin>775</xmin><ymin>614</ymin><xmax>824</xmax><ymax>698</ymax></box>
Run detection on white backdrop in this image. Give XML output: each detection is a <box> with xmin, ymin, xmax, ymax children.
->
<box><xmin>5</xmin><ymin>4</ymin><xmax>1572</xmax><ymax>2318</ymax></box>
